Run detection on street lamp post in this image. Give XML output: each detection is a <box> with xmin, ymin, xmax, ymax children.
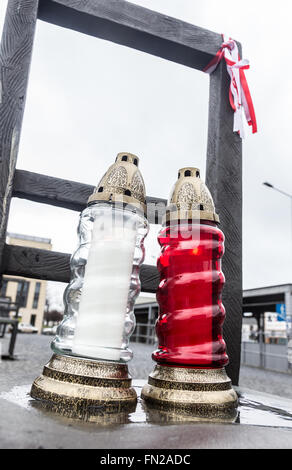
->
<box><xmin>263</xmin><ymin>182</ymin><xmax>292</xmax><ymax>366</ymax></box>
<box><xmin>263</xmin><ymin>182</ymin><xmax>292</xmax><ymax>250</ymax></box>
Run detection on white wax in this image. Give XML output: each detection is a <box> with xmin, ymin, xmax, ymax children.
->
<box><xmin>72</xmin><ymin>209</ymin><xmax>136</xmax><ymax>361</ymax></box>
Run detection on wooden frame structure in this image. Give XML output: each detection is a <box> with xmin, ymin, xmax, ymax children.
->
<box><xmin>0</xmin><ymin>0</ymin><xmax>242</xmax><ymax>384</ymax></box>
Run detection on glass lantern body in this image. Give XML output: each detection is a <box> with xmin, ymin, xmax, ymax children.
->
<box><xmin>52</xmin><ymin>202</ymin><xmax>148</xmax><ymax>363</ymax></box>
<box><xmin>153</xmin><ymin>220</ymin><xmax>229</xmax><ymax>369</ymax></box>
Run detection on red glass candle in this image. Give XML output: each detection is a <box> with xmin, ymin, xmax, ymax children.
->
<box><xmin>142</xmin><ymin>167</ymin><xmax>238</xmax><ymax>418</ymax></box>
<box><xmin>153</xmin><ymin>168</ymin><xmax>229</xmax><ymax>369</ymax></box>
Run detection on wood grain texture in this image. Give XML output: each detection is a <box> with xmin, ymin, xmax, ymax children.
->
<box><xmin>140</xmin><ymin>264</ymin><xmax>160</xmax><ymax>294</ymax></box>
<box><xmin>13</xmin><ymin>169</ymin><xmax>94</xmax><ymax>212</ymax></box>
<box><xmin>0</xmin><ymin>0</ymin><xmax>39</xmax><ymax>268</ymax></box>
<box><xmin>38</xmin><ymin>0</ymin><xmax>223</xmax><ymax>71</ymax></box>
<box><xmin>206</xmin><ymin>60</ymin><xmax>243</xmax><ymax>386</ymax></box>
<box><xmin>12</xmin><ymin>169</ymin><xmax>167</xmax><ymax>223</ymax></box>
<box><xmin>2</xmin><ymin>244</ymin><xmax>160</xmax><ymax>292</ymax></box>
<box><xmin>2</xmin><ymin>244</ymin><xmax>71</xmax><ymax>282</ymax></box>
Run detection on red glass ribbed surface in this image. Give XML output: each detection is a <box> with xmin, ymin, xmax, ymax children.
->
<box><xmin>153</xmin><ymin>221</ymin><xmax>228</xmax><ymax>368</ymax></box>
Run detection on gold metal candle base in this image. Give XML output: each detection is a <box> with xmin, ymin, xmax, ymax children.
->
<box><xmin>141</xmin><ymin>365</ymin><xmax>238</xmax><ymax>420</ymax></box>
<box><xmin>30</xmin><ymin>354</ymin><xmax>137</xmax><ymax>418</ymax></box>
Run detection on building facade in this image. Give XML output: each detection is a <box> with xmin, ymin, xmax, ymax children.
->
<box><xmin>243</xmin><ymin>284</ymin><xmax>292</xmax><ymax>344</ymax></box>
<box><xmin>0</xmin><ymin>233</ymin><xmax>52</xmax><ymax>333</ymax></box>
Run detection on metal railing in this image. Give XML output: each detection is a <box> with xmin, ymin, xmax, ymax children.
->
<box><xmin>241</xmin><ymin>334</ymin><xmax>291</xmax><ymax>373</ymax></box>
<box><xmin>133</xmin><ymin>325</ymin><xmax>292</xmax><ymax>374</ymax></box>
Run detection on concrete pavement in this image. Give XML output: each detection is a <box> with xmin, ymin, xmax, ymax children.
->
<box><xmin>1</xmin><ymin>334</ymin><xmax>292</xmax><ymax>449</ymax></box>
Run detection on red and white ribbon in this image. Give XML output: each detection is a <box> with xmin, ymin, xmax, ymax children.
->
<box><xmin>203</xmin><ymin>34</ymin><xmax>257</xmax><ymax>138</ymax></box>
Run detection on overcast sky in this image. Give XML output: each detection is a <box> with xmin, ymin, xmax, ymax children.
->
<box><xmin>0</xmin><ymin>0</ymin><xmax>291</xmax><ymax>307</ymax></box>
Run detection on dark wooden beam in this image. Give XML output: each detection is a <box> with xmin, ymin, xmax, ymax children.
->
<box><xmin>12</xmin><ymin>169</ymin><xmax>167</xmax><ymax>223</ymax></box>
<box><xmin>0</xmin><ymin>0</ymin><xmax>39</xmax><ymax>270</ymax></box>
<box><xmin>206</xmin><ymin>60</ymin><xmax>243</xmax><ymax>385</ymax></box>
<box><xmin>2</xmin><ymin>244</ymin><xmax>70</xmax><ymax>283</ymax></box>
<box><xmin>2</xmin><ymin>244</ymin><xmax>160</xmax><ymax>292</ymax></box>
<box><xmin>37</xmin><ymin>0</ymin><xmax>222</xmax><ymax>71</ymax></box>
<box><xmin>13</xmin><ymin>170</ymin><xmax>93</xmax><ymax>213</ymax></box>
<box><xmin>140</xmin><ymin>264</ymin><xmax>160</xmax><ymax>294</ymax></box>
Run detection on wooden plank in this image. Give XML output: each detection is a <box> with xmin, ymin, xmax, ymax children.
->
<box><xmin>2</xmin><ymin>244</ymin><xmax>160</xmax><ymax>292</ymax></box>
<box><xmin>12</xmin><ymin>169</ymin><xmax>167</xmax><ymax>223</ymax></box>
<box><xmin>140</xmin><ymin>264</ymin><xmax>160</xmax><ymax>294</ymax></box>
<box><xmin>0</xmin><ymin>0</ymin><xmax>39</xmax><ymax>270</ymax></box>
<box><xmin>2</xmin><ymin>244</ymin><xmax>71</xmax><ymax>282</ymax></box>
<box><xmin>206</xmin><ymin>60</ymin><xmax>243</xmax><ymax>385</ymax></box>
<box><xmin>37</xmin><ymin>0</ymin><xmax>223</xmax><ymax>71</ymax></box>
<box><xmin>13</xmin><ymin>170</ymin><xmax>93</xmax><ymax>212</ymax></box>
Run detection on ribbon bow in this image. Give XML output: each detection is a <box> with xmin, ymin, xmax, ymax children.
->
<box><xmin>203</xmin><ymin>34</ymin><xmax>257</xmax><ymax>138</ymax></box>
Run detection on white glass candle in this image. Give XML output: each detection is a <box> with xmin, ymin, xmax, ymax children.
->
<box><xmin>51</xmin><ymin>152</ymin><xmax>148</xmax><ymax>363</ymax></box>
<box><xmin>72</xmin><ymin>207</ymin><xmax>137</xmax><ymax>360</ymax></box>
<box><xmin>52</xmin><ymin>203</ymin><xmax>148</xmax><ymax>362</ymax></box>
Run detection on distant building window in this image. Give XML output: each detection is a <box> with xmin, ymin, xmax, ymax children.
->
<box><xmin>33</xmin><ymin>282</ymin><xmax>41</xmax><ymax>309</ymax></box>
<box><xmin>16</xmin><ymin>281</ymin><xmax>29</xmax><ymax>308</ymax></box>
<box><xmin>0</xmin><ymin>280</ymin><xmax>8</xmax><ymax>297</ymax></box>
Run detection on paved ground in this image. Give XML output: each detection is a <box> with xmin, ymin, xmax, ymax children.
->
<box><xmin>1</xmin><ymin>334</ymin><xmax>292</xmax><ymax>449</ymax></box>
<box><xmin>1</xmin><ymin>334</ymin><xmax>292</xmax><ymax>399</ymax></box>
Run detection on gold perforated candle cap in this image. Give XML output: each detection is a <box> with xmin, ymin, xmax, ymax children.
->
<box><xmin>88</xmin><ymin>152</ymin><xmax>146</xmax><ymax>215</ymax></box>
<box><xmin>164</xmin><ymin>167</ymin><xmax>219</xmax><ymax>223</ymax></box>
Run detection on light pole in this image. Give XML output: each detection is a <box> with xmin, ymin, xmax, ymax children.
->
<box><xmin>263</xmin><ymin>182</ymin><xmax>292</xmax><ymax>246</ymax></box>
<box><xmin>263</xmin><ymin>182</ymin><xmax>292</xmax><ymax>365</ymax></box>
